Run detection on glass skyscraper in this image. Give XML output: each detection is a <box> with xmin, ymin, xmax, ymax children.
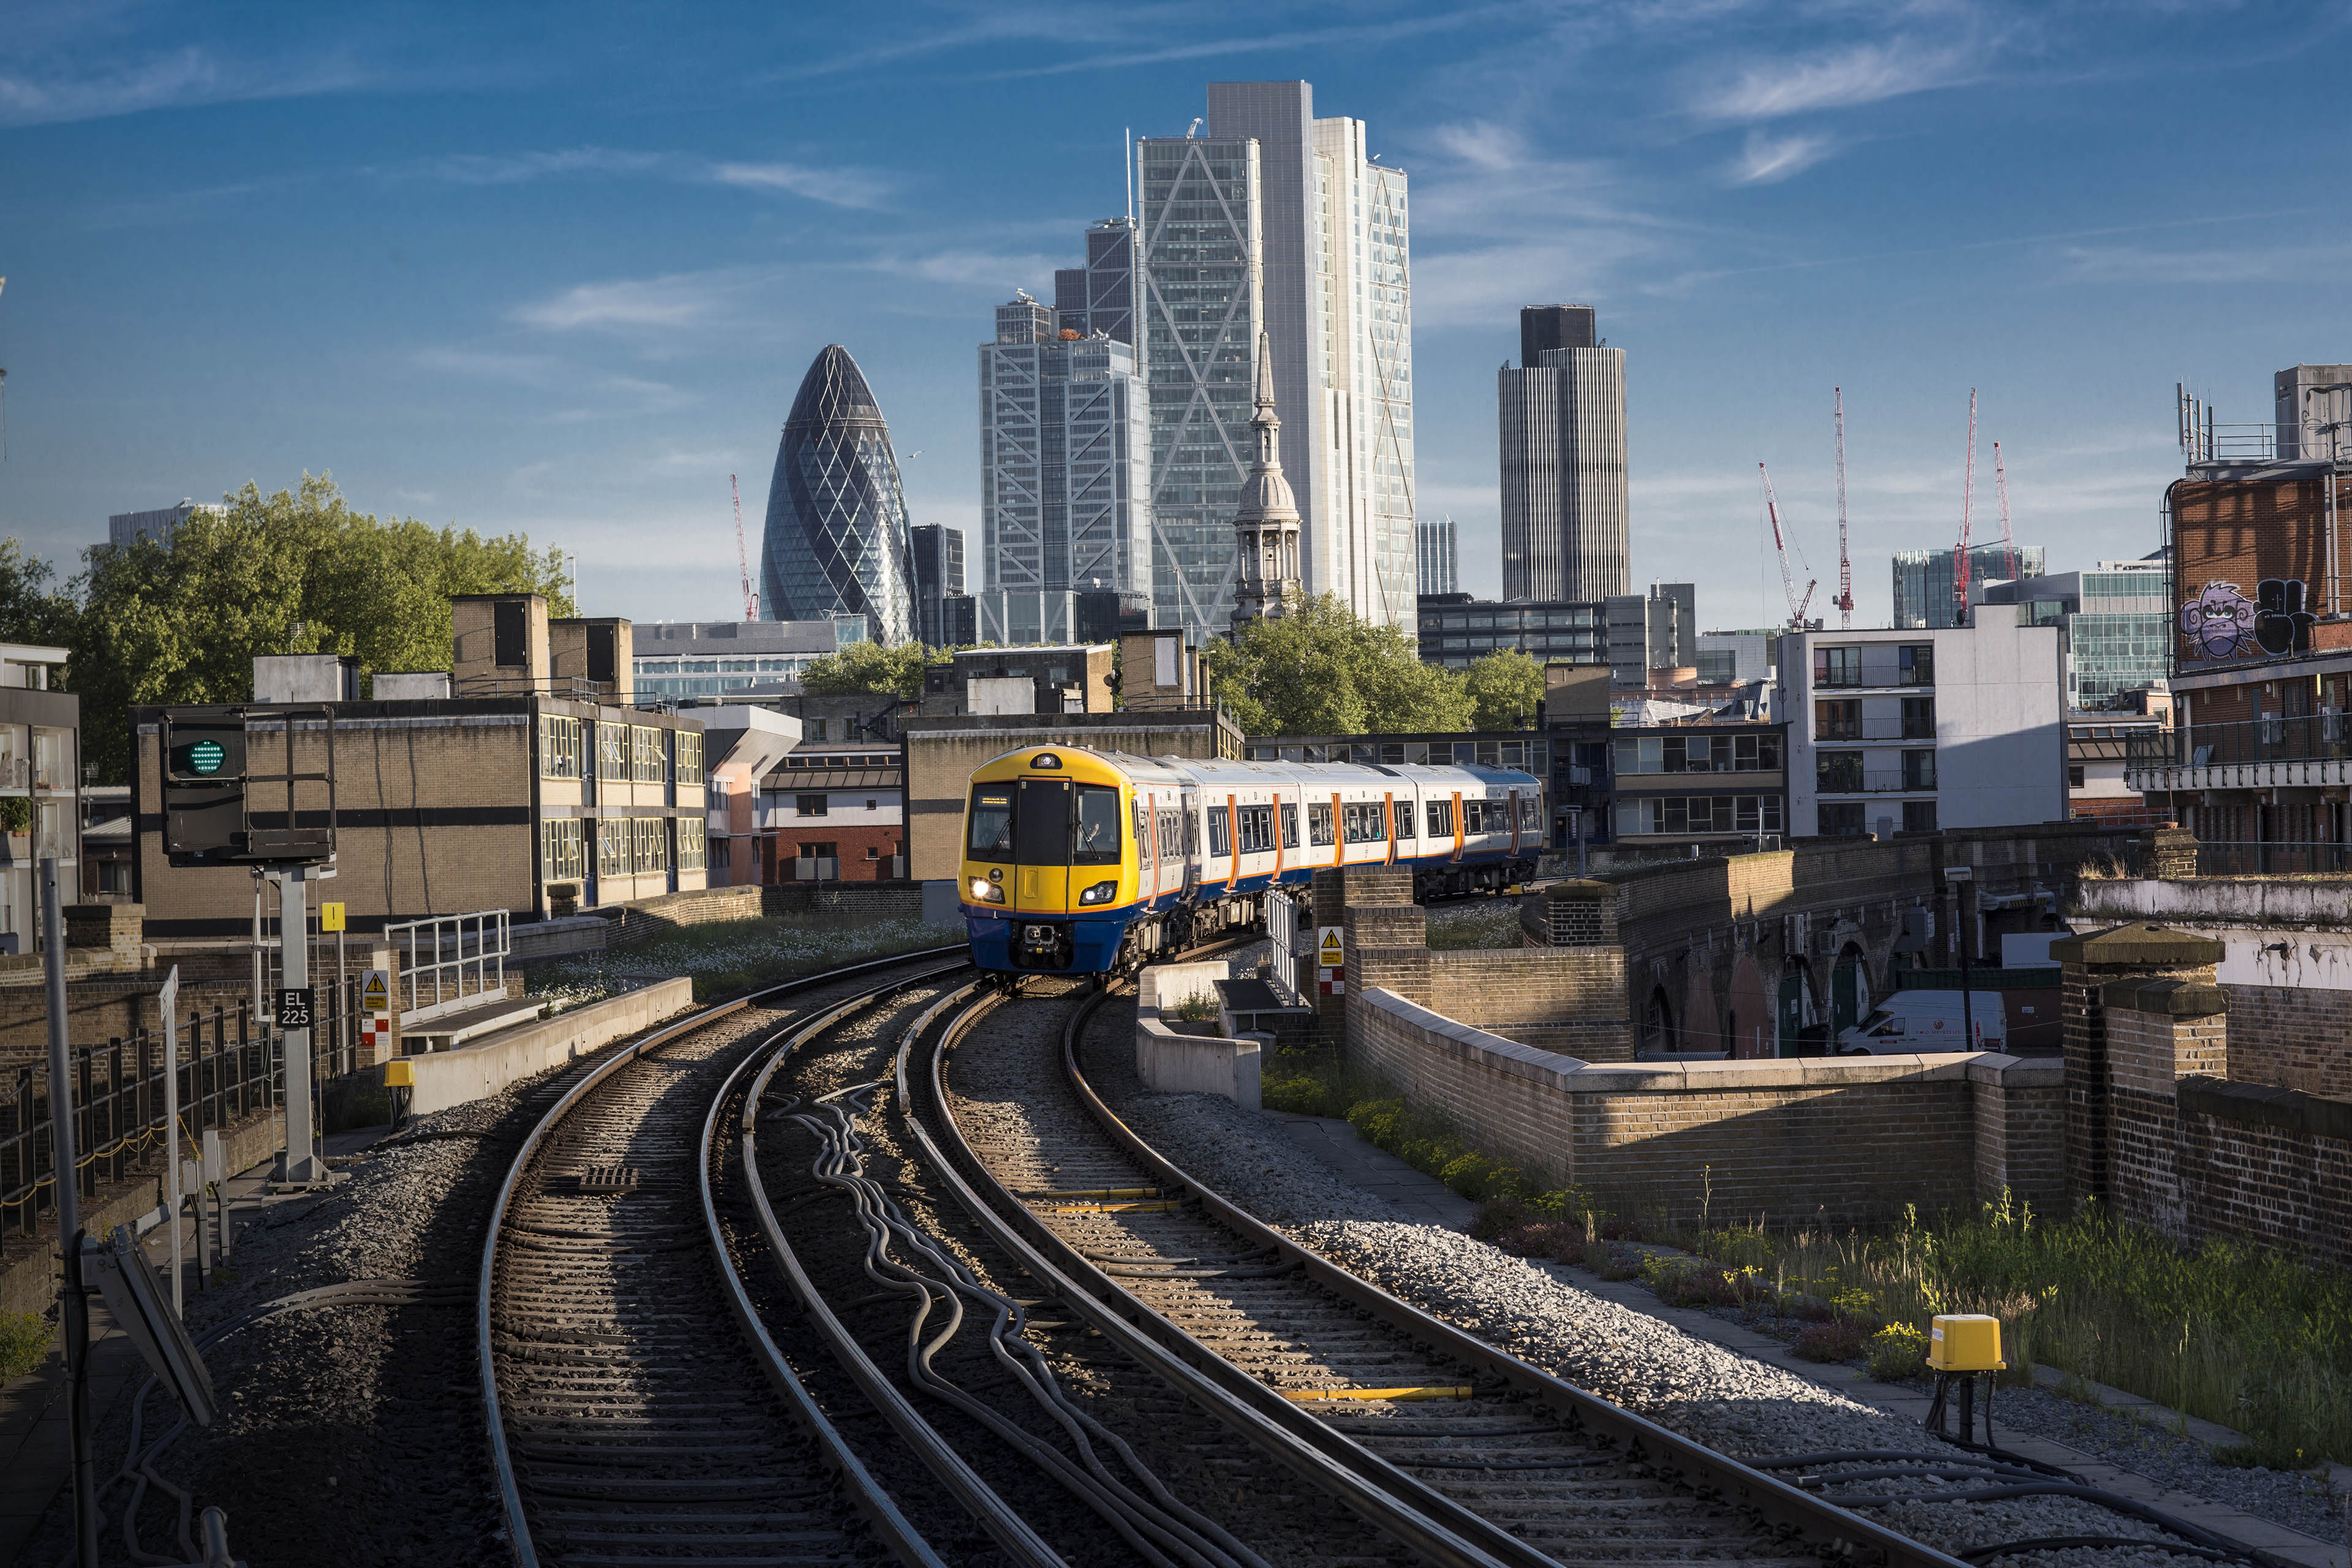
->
<box><xmin>1417</xmin><ymin>516</ymin><xmax>1458</xmax><ymax>596</ymax></box>
<box><xmin>761</xmin><ymin>345</ymin><xmax>918</xmax><ymax>646</ymax></box>
<box><xmin>1892</xmin><ymin>544</ymin><xmax>2046</xmax><ymax>630</ymax></box>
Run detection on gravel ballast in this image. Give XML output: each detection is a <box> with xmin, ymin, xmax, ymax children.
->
<box><xmin>1080</xmin><ymin>994</ymin><xmax>2325</xmax><ymax>1568</ymax></box>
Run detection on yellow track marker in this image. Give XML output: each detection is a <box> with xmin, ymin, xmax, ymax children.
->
<box><xmin>1284</xmin><ymin>1386</ymin><xmax>1475</xmax><ymax>1403</ymax></box>
<box><xmin>1025</xmin><ymin>1187</ymin><xmax>1160</xmax><ymax>1200</ymax></box>
<box><xmin>1047</xmin><ymin>1200</ymin><xmax>1181</xmax><ymax>1213</ymax></box>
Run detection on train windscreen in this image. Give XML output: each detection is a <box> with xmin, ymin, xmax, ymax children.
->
<box><xmin>1073</xmin><ymin>785</ymin><xmax>1121</xmax><ymax>864</ymax></box>
<box><xmin>967</xmin><ymin>786</ymin><xmax>1014</xmax><ymax>857</ymax></box>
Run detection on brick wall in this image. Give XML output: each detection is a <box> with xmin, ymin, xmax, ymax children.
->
<box><xmin>765</xmin><ymin>882</ymin><xmax>926</xmax><ymax>922</ymax></box>
<box><xmin>1972</xmin><ymin>1060</ymin><xmax>2068</xmax><ymax>1215</ymax></box>
<box><xmin>2052</xmin><ymin>924</ymin><xmax>2224</xmax><ymax>1208</ymax></box>
<box><xmin>2172</xmin><ymin>1082</ymin><xmax>2352</xmax><ymax>1267</ymax></box>
<box><xmin>1352</xmin><ymin>987</ymin><xmax>1580</xmax><ymax>1183</ymax></box>
<box><xmin>2217</xmin><ymin>984</ymin><xmax>2352</xmax><ymax>1099</ymax></box>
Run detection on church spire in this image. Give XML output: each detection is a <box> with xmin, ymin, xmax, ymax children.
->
<box><xmin>1230</xmin><ymin>330</ymin><xmax>1301</xmax><ymax>633</ymax></box>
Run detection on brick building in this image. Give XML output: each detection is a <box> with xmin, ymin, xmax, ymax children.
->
<box><xmin>134</xmin><ymin>595</ymin><xmax>711</xmax><ymax>934</ymax></box>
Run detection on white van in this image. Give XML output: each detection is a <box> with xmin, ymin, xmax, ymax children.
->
<box><xmin>1837</xmin><ymin>990</ymin><xmax>2009</xmax><ymax>1053</ymax></box>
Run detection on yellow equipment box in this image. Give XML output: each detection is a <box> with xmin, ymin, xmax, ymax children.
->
<box><xmin>383</xmin><ymin>1059</ymin><xmax>415</xmax><ymax>1088</ymax></box>
<box><xmin>1928</xmin><ymin>1313</ymin><xmax>2004</xmax><ymax>1372</ymax></box>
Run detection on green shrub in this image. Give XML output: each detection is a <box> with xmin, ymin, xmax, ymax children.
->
<box><xmin>1171</xmin><ymin>992</ymin><xmax>1219</xmax><ymax>1024</ymax></box>
<box><xmin>0</xmin><ymin>1311</ymin><xmax>51</xmax><ymax>1379</ymax></box>
<box><xmin>1791</xmin><ymin>1319</ymin><xmax>1872</xmax><ymax>1362</ymax></box>
<box><xmin>1439</xmin><ymin>1151</ymin><xmax>1498</xmax><ymax>1200</ymax></box>
<box><xmin>1865</xmin><ymin>1322</ymin><xmax>1930</xmax><ymax>1382</ymax></box>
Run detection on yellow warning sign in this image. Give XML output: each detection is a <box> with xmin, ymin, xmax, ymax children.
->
<box><xmin>320</xmin><ymin>902</ymin><xmax>346</xmax><ymax>933</ymax></box>
<box><xmin>361</xmin><ymin>969</ymin><xmax>390</xmax><ymax>1014</ymax></box>
<box><xmin>1316</xmin><ymin>925</ymin><xmax>1344</xmax><ymax>968</ymax></box>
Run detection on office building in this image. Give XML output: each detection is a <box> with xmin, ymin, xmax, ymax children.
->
<box><xmin>1696</xmin><ymin>630</ymin><xmax>1777</xmax><ymax>686</ymax></box>
<box><xmin>761</xmin><ymin>344</ymin><xmax>918</xmax><ymax>646</ymax></box>
<box><xmin>2275</xmin><ymin>363</ymin><xmax>2352</xmax><ymax>461</ymax></box>
<box><xmin>1417</xmin><ymin>516</ymin><xmax>1458</xmax><ymax>596</ymax></box>
<box><xmin>1133</xmin><ymin>81</ymin><xmax>1415</xmax><ymax>637</ymax></box>
<box><xmin>1972</xmin><ymin>552</ymin><xmax>2171</xmax><ymax>709</ymax></box>
<box><xmin>1891</xmin><ymin>543</ymin><xmax>2046</xmax><ymax>630</ymax></box>
<box><xmin>976</xmin><ymin>295</ymin><xmax>1152</xmax><ymax>609</ymax></box>
<box><xmin>108</xmin><ymin>499</ymin><xmax>224</xmax><ymax>551</ymax></box>
<box><xmin>1605</xmin><ymin>582</ymin><xmax>1695</xmax><ymax>686</ymax></box>
<box><xmin>1500</xmin><ymin>304</ymin><xmax>1629</xmax><ymax>603</ymax></box>
<box><xmin>1416</xmin><ymin>594</ymin><xmax>1605</xmax><ymax>671</ymax></box>
<box><xmin>910</xmin><ymin>524</ymin><xmax>966</xmax><ymax>647</ymax></box>
<box><xmin>633</xmin><ymin>620</ymin><xmax>846</xmax><ymax>703</ymax></box>
<box><xmin>1054</xmin><ymin>219</ymin><xmax>1137</xmax><ymax>345</ymax></box>
<box><xmin>1785</xmin><ymin>611</ymin><xmax>2067</xmax><ymax>839</ymax></box>
<box><xmin>963</xmin><ymin>589</ymin><xmax>1123</xmax><ymax>647</ymax></box>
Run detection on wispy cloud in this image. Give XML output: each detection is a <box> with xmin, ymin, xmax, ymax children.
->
<box><xmin>708</xmin><ymin>160</ymin><xmax>892</xmax><ymax>209</ymax></box>
<box><xmin>511</xmin><ymin>270</ymin><xmax>769</xmax><ymax>332</ymax></box>
<box><xmin>410</xmin><ymin>346</ymin><xmax>690</xmax><ymax>412</ymax></box>
<box><xmin>1692</xmin><ymin>39</ymin><xmax>1979</xmax><ymax>123</ymax></box>
<box><xmin>420</xmin><ymin>146</ymin><xmax>665</xmax><ymax>184</ymax></box>
<box><xmin>978</xmin><ymin>9</ymin><xmax>1503</xmax><ymax>80</ymax></box>
<box><xmin>0</xmin><ymin>43</ymin><xmax>366</xmax><ymax>128</ymax></box>
<box><xmin>1730</xmin><ymin>129</ymin><xmax>1836</xmax><ymax>184</ymax></box>
<box><xmin>382</xmin><ymin>146</ymin><xmax>894</xmax><ymax>209</ymax></box>
<box><xmin>2055</xmin><ymin>239</ymin><xmax>2352</xmax><ymax>285</ymax></box>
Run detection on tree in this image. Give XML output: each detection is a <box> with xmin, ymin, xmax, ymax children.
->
<box><xmin>0</xmin><ymin>540</ymin><xmax>82</xmax><ymax>650</ymax></box>
<box><xmin>66</xmin><ymin>472</ymin><xmax>573</xmax><ymax>781</ymax></box>
<box><xmin>1205</xmin><ymin>595</ymin><xmax>1471</xmax><ymax>736</ymax></box>
<box><xmin>797</xmin><ymin>639</ymin><xmax>935</xmax><ymax>701</ymax></box>
<box><xmin>1463</xmin><ymin>649</ymin><xmax>1544</xmax><ymax>731</ymax></box>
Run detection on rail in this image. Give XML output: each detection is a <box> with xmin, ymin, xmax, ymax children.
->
<box><xmin>386</xmin><ymin>909</ymin><xmax>509</xmax><ymax>1020</ymax></box>
<box><xmin>2128</xmin><ymin>714</ymin><xmax>2351</xmax><ymax>771</ymax></box>
<box><xmin>2187</xmin><ymin>840</ymin><xmax>2352</xmax><ymax>876</ymax></box>
<box><xmin>1264</xmin><ymin>888</ymin><xmax>1308</xmax><ymax>1004</ymax></box>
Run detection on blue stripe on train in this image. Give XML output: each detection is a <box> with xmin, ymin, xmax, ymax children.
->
<box><xmin>964</xmin><ymin>904</ymin><xmax>1139</xmax><ymax>975</ymax></box>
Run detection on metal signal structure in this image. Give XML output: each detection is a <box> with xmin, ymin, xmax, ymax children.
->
<box><xmin>731</xmin><ymin>473</ymin><xmax>758</xmax><ymax>622</ymax></box>
<box><xmin>1833</xmin><ymin>387</ymin><xmax>1853</xmax><ymax>629</ymax></box>
<box><xmin>1992</xmin><ymin>440</ymin><xmax>2019</xmax><ymax>586</ymax></box>
<box><xmin>1953</xmin><ymin>389</ymin><xmax>1978</xmax><ymax>628</ymax></box>
<box><xmin>1758</xmin><ymin>462</ymin><xmax>1818</xmax><ymax>630</ymax></box>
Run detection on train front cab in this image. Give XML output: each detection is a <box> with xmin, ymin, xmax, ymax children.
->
<box><xmin>960</xmin><ymin>747</ymin><xmax>1137</xmax><ymax>975</ymax></box>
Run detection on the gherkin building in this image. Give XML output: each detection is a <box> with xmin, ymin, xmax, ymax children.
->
<box><xmin>761</xmin><ymin>345</ymin><xmax>917</xmax><ymax>644</ymax></box>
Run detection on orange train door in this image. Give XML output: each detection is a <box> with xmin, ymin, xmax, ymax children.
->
<box><xmin>1224</xmin><ymin>793</ymin><xmax>1238</xmax><ymax>892</ymax></box>
<box><xmin>1143</xmin><ymin>788</ymin><xmax>1158</xmax><ymax>905</ymax></box>
<box><xmin>1271</xmin><ymin>789</ymin><xmax>1284</xmax><ymax>884</ymax></box>
<box><xmin>1330</xmin><ymin>792</ymin><xmax>1343</xmax><ymax>869</ymax></box>
<box><xmin>1450</xmin><ymin>791</ymin><xmax>1465</xmax><ymax>863</ymax></box>
<box><xmin>1382</xmin><ymin>793</ymin><xmax>1396</xmax><ymax>867</ymax></box>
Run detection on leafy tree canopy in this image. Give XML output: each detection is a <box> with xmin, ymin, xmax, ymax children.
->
<box><xmin>1207</xmin><ymin>595</ymin><xmax>1472</xmax><ymax>736</ymax></box>
<box><xmin>18</xmin><ymin>472</ymin><xmax>572</xmax><ymax>781</ymax></box>
<box><xmin>797</xmin><ymin>639</ymin><xmax>936</xmax><ymax>701</ymax></box>
<box><xmin>0</xmin><ymin>539</ymin><xmax>80</xmax><ymax>650</ymax></box>
<box><xmin>1463</xmin><ymin>649</ymin><xmax>1545</xmax><ymax>732</ymax></box>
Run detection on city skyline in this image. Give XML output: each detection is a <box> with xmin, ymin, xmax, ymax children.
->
<box><xmin>2</xmin><ymin>5</ymin><xmax>2346</xmax><ymax>633</ymax></box>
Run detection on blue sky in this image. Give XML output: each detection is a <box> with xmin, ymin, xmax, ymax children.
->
<box><xmin>2</xmin><ymin>1</ymin><xmax>2347</xmax><ymax>631</ymax></box>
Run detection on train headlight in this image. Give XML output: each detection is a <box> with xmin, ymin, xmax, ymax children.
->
<box><xmin>1078</xmin><ymin>880</ymin><xmax>1118</xmax><ymax>906</ymax></box>
<box><xmin>969</xmin><ymin>877</ymin><xmax>1005</xmax><ymax>904</ymax></box>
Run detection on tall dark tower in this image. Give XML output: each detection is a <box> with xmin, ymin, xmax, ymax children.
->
<box><xmin>1499</xmin><ymin>304</ymin><xmax>1628</xmax><ymax>603</ymax></box>
<box><xmin>761</xmin><ymin>345</ymin><xmax>918</xmax><ymax>644</ymax></box>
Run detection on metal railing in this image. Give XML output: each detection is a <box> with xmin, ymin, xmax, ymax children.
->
<box><xmin>0</xmin><ymin>984</ymin><xmax>363</xmax><ymax>1242</ymax></box>
<box><xmin>2128</xmin><ymin>715</ymin><xmax>2351</xmax><ymax>772</ymax></box>
<box><xmin>386</xmin><ymin>909</ymin><xmax>511</xmax><ymax>1019</ymax></box>
<box><xmin>2191</xmin><ymin>840</ymin><xmax>2352</xmax><ymax>876</ymax></box>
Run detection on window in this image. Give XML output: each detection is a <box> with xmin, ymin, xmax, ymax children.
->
<box><xmin>1074</xmin><ymin>785</ymin><xmax>1121</xmax><ymax>864</ymax></box>
<box><xmin>796</xmin><ymin>794</ymin><xmax>827</xmax><ymax>817</ymax></box>
<box><xmin>674</xmin><ymin>731</ymin><xmax>704</xmax><ymax>786</ymax></box>
<box><xmin>1902</xmin><ymin>750</ymin><xmax>1937</xmax><ymax>790</ymax></box>
<box><xmin>597</xmin><ymin>723</ymin><xmax>627</xmax><ymax>780</ymax></box>
<box><xmin>631</xmin><ymin>726</ymin><xmax>664</xmax><ymax>783</ymax></box>
<box><xmin>1815</xmin><ymin>700</ymin><xmax>1861</xmax><ymax>741</ymax></box>
<box><xmin>1393</xmin><ymin>800</ymin><xmax>1415</xmax><ymax>839</ymax></box>
<box><xmin>1280</xmin><ymin>802</ymin><xmax>1299</xmax><ymax>848</ymax></box>
<box><xmin>539</xmin><ymin>818</ymin><xmax>585</xmax><ymax>883</ymax></box>
<box><xmin>1464</xmin><ymin>799</ymin><xmax>1491</xmax><ymax>834</ymax></box>
<box><xmin>1521</xmin><ymin>795</ymin><xmax>1542</xmax><ymax>831</ymax></box>
<box><xmin>1158</xmin><ymin>809</ymin><xmax>1180</xmax><ymax>861</ymax></box>
<box><xmin>1341</xmin><ymin>802</ymin><xmax>1387</xmax><ymax>843</ymax></box>
<box><xmin>633</xmin><ymin>816</ymin><xmax>669</xmax><ymax>873</ymax></box>
<box><xmin>1182</xmin><ymin>805</ymin><xmax>1197</xmax><ymax>856</ymax></box>
<box><xmin>538</xmin><ymin>715</ymin><xmax>584</xmax><ymax>779</ymax></box>
<box><xmin>1133</xmin><ymin>798</ymin><xmax>1149</xmax><ymax>853</ymax></box>
<box><xmin>1902</xmin><ymin>800</ymin><xmax>1939</xmax><ymax>833</ymax></box>
<box><xmin>967</xmin><ymin>787</ymin><xmax>1014</xmax><ymax>858</ymax></box>
<box><xmin>1819</xmin><ymin>802</ymin><xmax>1867</xmax><ymax>837</ymax></box>
<box><xmin>1615</xmin><ymin>794</ymin><xmax>1782</xmax><ymax>835</ymax></box>
<box><xmin>1426</xmin><ymin>799</ymin><xmax>1453</xmax><ymax>838</ymax></box>
<box><xmin>1901</xmin><ymin>696</ymin><xmax>1936</xmax><ymax>739</ymax></box>
<box><xmin>1237</xmin><ymin>804</ymin><xmax>1274</xmax><ymax>853</ymax></box>
<box><xmin>865</xmin><ymin>799</ymin><xmax>876</xmax><ymax>810</ymax></box>
<box><xmin>1814</xmin><ymin>647</ymin><xmax>1863</xmax><ymax>688</ymax></box>
<box><xmin>1899</xmin><ymin>645</ymin><xmax>1936</xmax><ymax>686</ymax></box>
<box><xmin>1207</xmin><ymin>806</ymin><xmax>1231</xmax><ymax>856</ymax></box>
<box><xmin>2068</xmin><ymin>765</ymin><xmax>2086</xmax><ymax>788</ymax></box>
<box><xmin>1308</xmin><ymin>802</ymin><xmax>1335</xmax><ymax>846</ymax></box>
<box><xmin>596</xmin><ymin>816</ymin><xmax>631</xmax><ymax>876</ymax></box>
<box><xmin>1817</xmin><ymin>752</ymin><xmax>1865</xmax><ymax>793</ymax></box>
<box><xmin>676</xmin><ymin>816</ymin><xmax>706</xmax><ymax>872</ymax></box>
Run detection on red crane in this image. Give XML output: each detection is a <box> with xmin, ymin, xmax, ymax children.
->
<box><xmin>1992</xmin><ymin>440</ymin><xmax>2018</xmax><ymax>585</ymax></box>
<box><xmin>731</xmin><ymin>474</ymin><xmax>758</xmax><ymax>622</ymax></box>
<box><xmin>1758</xmin><ymin>462</ymin><xmax>1817</xmax><ymax>630</ymax></box>
<box><xmin>1833</xmin><ymin>387</ymin><xmax>1853</xmax><ymax>629</ymax></box>
<box><xmin>1953</xmin><ymin>389</ymin><xmax>1977</xmax><ymax>628</ymax></box>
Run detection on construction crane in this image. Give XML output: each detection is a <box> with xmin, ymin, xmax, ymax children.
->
<box><xmin>1758</xmin><ymin>462</ymin><xmax>1817</xmax><ymax>630</ymax></box>
<box><xmin>1992</xmin><ymin>440</ymin><xmax>2018</xmax><ymax>585</ymax></box>
<box><xmin>1833</xmin><ymin>386</ymin><xmax>1853</xmax><ymax>629</ymax></box>
<box><xmin>731</xmin><ymin>474</ymin><xmax>758</xmax><ymax>622</ymax></box>
<box><xmin>1952</xmin><ymin>389</ymin><xmax>1978</xmax><ymax>628</ymax></box>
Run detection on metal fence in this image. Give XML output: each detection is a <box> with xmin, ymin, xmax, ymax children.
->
<box><xmin>2129</xmin><ymin>714</ymin><xmax>2352</xmax><ymax>771</ymax></box>
<box><xmin>0</xmin><ymin>979</ymin><xmax>363</xmax><ymax>1243</ymax></box>
<box><xmin>386</xmin><ymin>909</ymin><xmax>510</xmax><ymax>1019</ymax></box>
<box><xmin>2192</xmin><ymin>840</ymin><xmax>2352</xmax><ymax>876</ymax></box>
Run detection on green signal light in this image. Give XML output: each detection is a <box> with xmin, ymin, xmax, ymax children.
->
<box><xmin>186</xmin><ymin>739</ymin><xmax>225</xmax><ymax>776</ymax></box>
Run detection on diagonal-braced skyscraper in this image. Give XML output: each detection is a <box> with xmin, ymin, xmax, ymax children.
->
<box><xmin>761</xmin><ymin>345</ymin><xmax>918</xmax><ymax>645</ymax></box>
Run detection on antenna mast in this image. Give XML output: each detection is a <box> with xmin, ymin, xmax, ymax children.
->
<box><xmin>731</xmin><ymin>474</ymin><xmax>758</xmax><ymax>622</ymax></box>
<box><xmin>1993</xmin><ymin>440</ymin><xmax>2018</xmax><ymax>584</ymax></box>
<box><xmin>1833</xmin><ymin>386</ymin><xmax>1852</xmax><ymax>629</ymax></box>
<box><xmin>1953</xmin><ymin>388</ymin><xmax>1977</xmax><ymax>628</ymax></box>
<box><xmin>1759</xmin><ymin>462</ymin><xmax>1818</xmax><ymax>630</ymax></box>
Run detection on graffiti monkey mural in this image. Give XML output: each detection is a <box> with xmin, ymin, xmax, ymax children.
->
<box><xmin>2180</xmin><ymin>578</ymin><xmax>2317</xmax><ymax>661</ymax></box>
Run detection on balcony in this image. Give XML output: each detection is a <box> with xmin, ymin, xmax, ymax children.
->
<box><xmin>2125</xmin><ymin>715</ymin><xmax>2352</xmax><ymax>794</ymax></box>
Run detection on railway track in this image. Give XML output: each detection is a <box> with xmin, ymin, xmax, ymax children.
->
<box><xmin>920</xmin><ymin>974</ymin><xmax>1978</xmax><ymax>1568</ymax></box>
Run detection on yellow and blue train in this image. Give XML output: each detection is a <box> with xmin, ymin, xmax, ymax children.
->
<box><xmin>959</xmin><ymin>744</ymin><xmax>1545</xmax><ymax>976</ymax></box>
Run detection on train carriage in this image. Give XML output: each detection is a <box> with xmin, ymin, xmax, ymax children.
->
<box><xmin>960</xmin><ymin>744</ymin><xmax>1544</xmax><ymax>977</ymax></box>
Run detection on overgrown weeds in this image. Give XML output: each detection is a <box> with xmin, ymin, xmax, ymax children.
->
<box><xmin>0</xmin><ymin>1311</ymin><xmax>50</xmax><ymax>1379</ymax></box>
<box><xmin>1425</xmin><ymin>900</ymin><xmax>1525</xmax><ymax>951</ymax></box>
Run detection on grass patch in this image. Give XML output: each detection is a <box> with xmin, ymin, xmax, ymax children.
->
<box><xmin>529</xmin><ymin>913</ymin><xmax>947</xmax><ymax>1006</ymax></box>
<box><xmin>0</xmin><ymin>1311</ymin><xmax>51</xmax><ymax>1379</ymax></box>
<box><xmin>1425</xmin><ymin>899</ymin><xmax>1524</xmax><ymax>951</ymax></box>
<box><xmin>1791</xmin><ymin>1319</ymin><xmax>1872</xmax><ymax>1362</ymax></box>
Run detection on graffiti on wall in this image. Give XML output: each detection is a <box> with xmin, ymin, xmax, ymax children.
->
<box><xmin>2180</xmin><ymin>578</ymin><xmax>2316</xmax><ymax>662</ymax></box>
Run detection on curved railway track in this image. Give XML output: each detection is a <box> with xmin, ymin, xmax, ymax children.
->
<box><xmin>918</xmin><ymin>974</ymin><xmax>1978</xmax><ymax>1568</ymax></box>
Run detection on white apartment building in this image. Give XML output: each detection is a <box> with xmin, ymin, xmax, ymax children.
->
<box><xmin>1134</xmin><ymin>81</ymin><xmax>1415</xmax><ymax>638</ymax></box>
<box><xmin>1784</xmin><ymin>609</ymin><xmax>2066</xmax><ymax>838</ymax></box>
